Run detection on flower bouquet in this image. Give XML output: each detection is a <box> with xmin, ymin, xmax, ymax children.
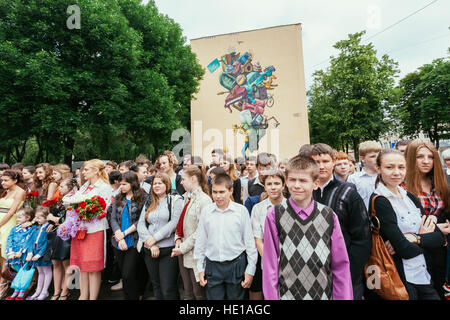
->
<box><xmin>25</xmin><ymin>192</ymin><xmax>39</xmax><ymax>209</ymax></box>
<box><xmin>57</xmin><ymin>195</ymin><xmax>107</xmax><ymax>241</ymax></box>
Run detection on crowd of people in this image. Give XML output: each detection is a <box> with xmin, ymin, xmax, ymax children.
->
<box><xmin>0</xmin><ymin>139</ymin><xmax>449</xmax><ymax>300</ymax></box>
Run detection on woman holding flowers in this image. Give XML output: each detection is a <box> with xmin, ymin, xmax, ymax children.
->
<box><xmin>58</xmin><ymin>159</ymin><xmax>113</xmax><ymax>300</ymax></box>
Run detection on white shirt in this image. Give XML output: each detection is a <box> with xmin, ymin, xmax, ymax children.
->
<box><xmin>251</xmin><ymin>197</ymin><xmax>287</xmax><ymax>239</ymax></box>
<box><xmin>194</xmin><ymin>201</ymin><xmax>258</xmax><ymax>276</ymax></box>
<box><xmin>347</xmin><ymin>168</ymin><xmax>378</xmax><ymax>210</ymax></box>
<box><xmin>140</xmin><ymin>181</ymin><xmax>151</xmax><ymax>194</ymax></box>
<box><xmin>374</xmin><ymin>183</ymin><xmax>431</xmax><ymax>285</ymax></box>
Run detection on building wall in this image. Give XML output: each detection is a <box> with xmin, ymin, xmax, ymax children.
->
<box><xmin>190</xmin><ymin>24</ymin><xmax>309</xmax><ymax>164</ymax></box>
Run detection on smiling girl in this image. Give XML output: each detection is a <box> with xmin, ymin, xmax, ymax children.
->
<box><xmin>405</xmin><ymin>139</ymin><xmax>449</xmax><ymax>299</ymax></box>
<box><xmin>370</xmin><ymin>149</ymin><xmax>449</xmax><ymax>300</ymax></box>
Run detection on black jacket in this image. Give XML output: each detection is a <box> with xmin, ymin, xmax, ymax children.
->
<box><xmin>313</xmin><ymin>178</ymin><xmax>372</xmax><ymax>285</ymax></box>
<box><xmin>370</xmin><ymin>192</ymin><xmax>446</xmax><ymax>286</ymax></box>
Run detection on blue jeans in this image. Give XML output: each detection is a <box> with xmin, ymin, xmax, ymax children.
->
<box><xmin>406</xmin><ymin>282</ymin><xmax>441</xmax><ymax>300</ymax></box>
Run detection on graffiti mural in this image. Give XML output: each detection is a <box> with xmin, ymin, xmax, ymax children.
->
<box><xmin>207</xmin><ymin>51</ymin><xmax>280</xmax><ymax>158</ymax></box>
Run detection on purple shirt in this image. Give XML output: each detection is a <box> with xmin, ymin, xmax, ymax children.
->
<box><xmin>262</xmin><ymin>198</ymin><xmax>353</xmax><ymax>300</ymax></box>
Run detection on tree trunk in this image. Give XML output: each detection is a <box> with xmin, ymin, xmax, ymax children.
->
<box><xmin>434</xmin><ymin>123</ymin><xmax>439</xmax><ymax>149</ymax></box>
<box><xmin>5</xmin><ymin>146</ymin><xmax>11</xmax><ymax>165</ymax></box>
<box><xmin>14</xmin><ymin>140</ymin><xmax>28</xmax><ymax>163</ymax></box>
<box><xmin>63</xmin><ymin>136</ymin><xmax>75</xmax><ymax>169</ymax></box>
<box><xmin>353</xmin><ymin>139</ymin><xmax>359</xmax><ymax>163</ymax></box>
<box><xmin>35</xmin><ymin>136</ymin><xmax>43</xmax><ymax>164</ymax></box>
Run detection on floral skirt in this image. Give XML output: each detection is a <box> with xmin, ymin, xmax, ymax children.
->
<box><xmin>70</xmin><ymin>230</ymin><xmax>104</xmax><ymax>272</ymax></box>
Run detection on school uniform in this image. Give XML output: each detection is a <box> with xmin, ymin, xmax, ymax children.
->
<box><xmin>371</xmin><ymin>183</ymin><xmax>446</xmax><ymax>300</ymax></box>
<box><xmin>194</xmin><ymin>201</ymin><xmax>258</xmax><ymax>300</ymax></box>
<box><xmin>262</xmin><ymin>198</ymin><xmax>353</xmax><ymax>300</ymax></box>
<box><xmin>347</xmin><ymin>168</ymin><xmax>378</xmax><ymax>210</ymax></box>
<box><xmin>250</xmin><ymin>197</ymin><xmax>287</xmax><ymax>293</ymax></box>
<box><xmin>312</xmin><ymin>176</ymin><xmax>371</xmax><ymax>300</ymax></box>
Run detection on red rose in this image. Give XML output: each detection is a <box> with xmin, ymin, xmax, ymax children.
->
<box><xmin>99</xmin><ymin>212</ymin><xmax>106</xmax><ymax>219</ymax></box>
<box><xmin>32</xmin><ymin>192</ymin><xmax>39</xmax><ymax>196</ymax></box>
<box><xmin>79</xmin><ymin>201</ymin><xmax>87</xmax><ymax>209</ymax></box>
<box><xmin>79</xmin><ymin>214</ymin><xmax>84</xmax><ymax>220</ymax></box>
<box><xmin>76</xmin><ymin>208</ymin><xmax>80</xmax><ymax>213</ymax></box>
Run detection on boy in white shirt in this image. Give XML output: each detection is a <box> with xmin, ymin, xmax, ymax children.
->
<box><xmin>347</xmin><ymin>141</ymin><xmax>382</xmax><ymax>210</ymax></box>
<box><xmin>194</xmin><ymin>173</ymin><xmax>257</xmax><ymax>300</ymax></box>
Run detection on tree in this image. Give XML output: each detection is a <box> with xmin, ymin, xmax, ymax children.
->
<box><xmin>394</xmin><ymin>58</ymin><xmax>450</xmax><ymax>148</ymax></box>
<box><xmin>307</xmin><ymin>31</ymin><xmax>399</xmax><ymax>159</ymax></box>
<box><xmin>0</xmin><ymin>0</ymin><xmax>203</xmax><ymax>165</ymax></box>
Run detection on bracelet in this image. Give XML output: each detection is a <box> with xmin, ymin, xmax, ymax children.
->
<box><xmin>414</xmin><ymin>233</ymin><xmax>421</xmax><ymax>245</ymax></box>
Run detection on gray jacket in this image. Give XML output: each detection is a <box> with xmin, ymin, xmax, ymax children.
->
<box><xmin>137</xmin><ymin>194</ymin><xmax>183</xmax><ymax>251</ymax></box>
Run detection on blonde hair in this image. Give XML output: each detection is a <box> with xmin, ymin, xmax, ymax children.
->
<box><xmin>84</xmin><ymin>159</ymin><xmax>110</xmax><ymax>185</ymax></box>
<box><xmin>359</xmin><ymin>141</ymin><xmax>382</xmax><ymax>157</ymax></box>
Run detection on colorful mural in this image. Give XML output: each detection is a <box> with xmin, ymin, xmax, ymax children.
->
<box><xmin>207</xmin><ymin>51</ymin><xmax>280</xmax><ymax>158</ymax></box>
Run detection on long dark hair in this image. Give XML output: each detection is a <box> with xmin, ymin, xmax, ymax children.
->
<box><xmin>0</xmin><ymin>170</ymin><xmax>24</xmax><ymax>198</ymax></box>
<box><xmin>115</xmin><ymin>171</ymin><xmax>146</xmax><ymax>207</ymax></box>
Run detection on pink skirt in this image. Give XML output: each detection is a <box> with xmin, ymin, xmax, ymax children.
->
<box><xmin>70</xmin><ymin>230</ymin><xmax>104</xmax><ymax>272</ymax></box>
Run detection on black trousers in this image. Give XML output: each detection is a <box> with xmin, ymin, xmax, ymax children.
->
<box><xmin>103</xmin><ymin>229</ymin><xmax>121</xmax><ymax>283</ymax></box>
<box><xmin>406</xmin><ymin>282</ymin><xmax>441</xmax><ymax>300</ymax></box>
<box><xmin>143</xmin><ymin>246</ymin><xmax>180</xmax><ymax>300</ymax></box>
<box><xmin>113</xmin><ymin>247</ymin><xmax>147</xmax><ymax>300</ymax></box>
<box><xmin>205</xmin><ymin>252</ymin><xmax>247</xmax><ymax>300</ymax></box>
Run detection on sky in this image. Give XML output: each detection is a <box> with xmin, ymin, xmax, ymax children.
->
<box><xmin>142</xmin><ymin>0</ymin><xmax>449</xmax><ymax>92</ymax></box>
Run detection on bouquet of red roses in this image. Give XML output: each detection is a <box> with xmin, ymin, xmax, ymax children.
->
<box><xmin>26</xmin><ymin>192</ymin><xmax>39</xmax><ymax>209</ymax></box>
<box><xmin>68</xmin><ymin>195</ymin><xmax>107</xmax><ymax>222</ymax></box>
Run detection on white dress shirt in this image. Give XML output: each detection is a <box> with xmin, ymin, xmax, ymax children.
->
<box><xmin>374</xmin><ymin>183</ymin><xmax>432</xmax><ymax>285</ymax></box>
<box><xmin>194</xmin><ymin>201</ymin><xmax>257</xmax><ymax>276</ymax></box>
<box><xmin>347</xmin><ymin>168</ymin><xmax>378</xmax><ymax>210</ymax></box>
<box><xmin>251</xmin><ymin>197</ymin><xmax>287</xmax><ymax>239</ymax></box>
<box><xmin>140</xmin><ymin>181</ymin><xmax>151</xmax><ymax>194</ymax></box>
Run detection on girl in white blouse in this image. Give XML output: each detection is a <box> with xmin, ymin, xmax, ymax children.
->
<box><xmin>60</xmin><ymin>159</ymin><xmax>113</xmax><ymax>300</ymax></box>
<box><xmin>370</xmin><ymin>149</ymin><xmax>450</xmax><ymax>300</ymax></box>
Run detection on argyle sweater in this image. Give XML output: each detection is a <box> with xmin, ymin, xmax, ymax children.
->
<box><xmin>275</xmin><ymin>200</ymin><xmax>334</xmax><ymax>300</ymax></box>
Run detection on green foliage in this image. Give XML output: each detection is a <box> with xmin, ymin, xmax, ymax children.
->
<box><xmin>0</xmin><ymin>0</ymin><xmax>203</xmax><ymax>165</ymax></box>
<box><xmin>307</xmin><ymin>31</ymin><xmax>399</xmax><ymax>158</ymax></box>
<box><xmin>394</xmin><ymin>58</ymin><xmax>450</xmax><ymax>148</ymax></box>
